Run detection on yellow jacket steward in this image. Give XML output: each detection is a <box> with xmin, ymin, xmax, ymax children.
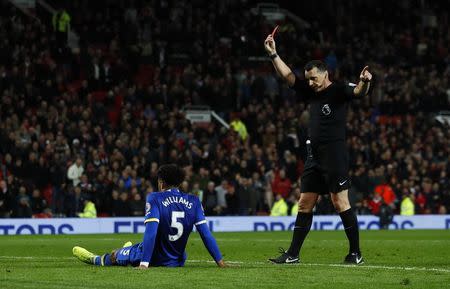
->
<box><xmin>400</xmin><ymin>197</ymin><xmax>414</xmax><ymax>216</ymax></box>
<box><xmin>270</xmin><ymin>198</ymin><xmax>288</xmax><ymax>216</ymax></box>
<box><xmin>53</xmin><ymin>11</ymin><xmax>71</xmax><ymax>32</ymax></box>
<box><xmin>291</xmin><ymin>203</ymin><xmax>298</xmax><ymax>216</ymax></box>
<box><xmin>78</xmin><ymin>201</ymin><xmax>97</xmax><ymax>218</ymax></box>
<box><xmin>230</xmin><ymin>120</ymin><xmax>248</xmax><ymax>141</ymax></box>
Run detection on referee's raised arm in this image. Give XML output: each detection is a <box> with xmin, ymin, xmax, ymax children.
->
<box><xmin>264</xmin><ymin>34</ymin><xmax>296</xmax><ymax>87</ymax></box>
<box><xmin>353</xmin><ymin>66</ymin><xmax>373</xmax><ymax>97</ymax></box>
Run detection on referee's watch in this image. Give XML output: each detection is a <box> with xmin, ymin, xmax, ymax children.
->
<box><xmin>269</xmin><ymin>53</ymin><xmax>278</xmax><ymax>60</ymax></box>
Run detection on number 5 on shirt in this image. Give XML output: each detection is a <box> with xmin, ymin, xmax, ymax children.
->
<box><xmin>169</xmin><ymin>211</ymin><xmax>185</xmax><ymax>241</ymax></box>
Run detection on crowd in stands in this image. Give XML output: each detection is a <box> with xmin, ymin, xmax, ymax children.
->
<box><xmin>0</xmin><ymin>0</ymin><xmax>449</xmax><ymax>219</ymax></box>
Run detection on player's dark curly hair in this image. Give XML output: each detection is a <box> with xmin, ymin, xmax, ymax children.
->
<box><xmin>157</xmin><ymin>164</ymin><xmax>185</xmax><ymax>187</ymax></box>
<box><xmin>304</xmin><ymin>60</ymin><xmax>328</xmax><ymax>72</ymax></box>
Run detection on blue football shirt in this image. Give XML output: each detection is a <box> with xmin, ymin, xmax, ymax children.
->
<box><xmin>144</xmin><ymin>188</ymin><xmax>206</xmax><ymax>266</ymax></box>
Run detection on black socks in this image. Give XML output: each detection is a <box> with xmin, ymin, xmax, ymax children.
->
<box><xmin>339</xmin><ymin>208</ymin><xmax>360</xmax><ymax>254</ymax></box>
<box><xmin>287</xmin><ymin>212</ymin><xmax>313</xmax><ymax>256</ymax></box>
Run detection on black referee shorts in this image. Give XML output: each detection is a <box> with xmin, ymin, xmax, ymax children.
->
<box><xmin>300</xmin><ymin>141</ymin><xmax>350</xmax><ymax>194</ymax></box>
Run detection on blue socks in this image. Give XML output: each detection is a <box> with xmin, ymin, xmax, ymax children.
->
<box><xmin>93</xmin><ymin>255</ymin><xmax>101</xmax><ymax>265</ymax></box>
<box><xmin>93</xmin><ymin>254</ymin><xmax>113</xmax><ymax>266</ymax></box>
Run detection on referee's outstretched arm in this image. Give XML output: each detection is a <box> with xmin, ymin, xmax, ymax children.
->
<box><xmin>264</xmin><ymin>34</ymin><xmax>296</xmax><ymax>87</ymax></box>
<box><xmin>353</xmin><ymin>66</ymin><xmax>372</xmax><ymax>97</ymax></box>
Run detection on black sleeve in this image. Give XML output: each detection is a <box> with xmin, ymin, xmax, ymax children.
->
<box><xmin>290</xmin><ymin>77</ymin><xmax>313</xmax><ymax>102</ymax></box>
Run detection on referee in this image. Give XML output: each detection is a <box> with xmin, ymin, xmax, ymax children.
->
<box><xmin>264</xmin><ymin>33</ymin><xmax>372</xmax><ymax>264</ymax></box>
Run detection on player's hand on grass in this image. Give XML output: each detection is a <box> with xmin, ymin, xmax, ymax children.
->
<box><xmin>136</xmin><ymin>265</ymin><xmax>149</xmax><ymax>270</ymax></box>
<box><xmin>216</xmin><ymin>259</ymin><xmax>227</xmax><ymax>268</ymax></box>
<box><xmin>264</xmin><ymin>35</ymin><xmax>276</xmax><ymax>56</ymax></box>
<box><xmin>359</xmin><ymin>66</ymin><xmax>372</xmax><ymax>82</ymax></box>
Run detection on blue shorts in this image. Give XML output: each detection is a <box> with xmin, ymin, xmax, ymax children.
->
<box><xmin>115</xmin><ymin>243</ymin><xmax>143</xmax><ymax>267</ymax></box>
<box><xmin>114</xmin><ymin>242</ymin><xmax>186</xmax><ymax>267</ymax></box>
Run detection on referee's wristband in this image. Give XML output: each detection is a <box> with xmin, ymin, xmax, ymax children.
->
<box><xmin>268</xmin><ymin>53</ymin><xmax>278</xmax><ymax>60</ymax></box>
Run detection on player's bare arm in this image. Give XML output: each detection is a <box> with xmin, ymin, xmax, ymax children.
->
<box><xmin>264</xmin><ymin>34</ymin><xmax>296</xmax><ymax>87</ymax></box>
<box><xmin>353</xmin><ymin>66</ymin><xmax>372</xmax><ymax>96</ymax></box>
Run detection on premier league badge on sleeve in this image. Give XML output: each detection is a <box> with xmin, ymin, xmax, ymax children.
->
<box><xmin>145</xmin><ymin>202</ymin><xmax>151</xmax><ymax>214</ymax></box>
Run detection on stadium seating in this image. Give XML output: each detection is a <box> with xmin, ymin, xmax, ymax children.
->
<box><xmin>0</xmin><ymin>0</ymin><xmax>448</xmax><ymax>218</ymax></box>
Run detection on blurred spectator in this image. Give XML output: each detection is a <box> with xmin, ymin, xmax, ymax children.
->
<box><xmin>67</xmin><ymin>157</ymin><xmax>84</xmax><ymax>187</ymax></box>
<box><xmin>15</xmin><ymin>197</ymin><xmax>33</xmax><ymax>218</ymax></box>
<box><xmin>14</xmin><ymin>186</ymin><xmax>32</xmax><ymax>218</ymax></box>
<box><xmin>180</xmin><ymin>181</ymin><xmax>189</xmax><ymax>194</ymax></box>
<box><xmin>400</xmin><ymin>192</ymin><xmax>415</xmax><ymax>216</ymax></box>
<box><xmin>237</xmin><ymin>177</ymin><xmax>257</xmax><ymax>215</ymax></box>
<box><xmin>64</xmin><ymin>186</ymin><xmax>80</xmax><ymax>217</ymax></box>
<box><xmin>110</xmin><ymin>190</ymin><xmax>121</xmax><ymax>216</ymax></box>
<box><xmin>30</xmin><ymin>189</ymin><xmax>47</xmax><ymax>215</ymax></box>
<box><xmin>129</xmin><ymin>191</ymin><xmax>144</xmax><ymax>216</ymax></box>
<box><xmin>270</xmin><ymin>194</ymin><xmax>288</xmax><ymax>216</ymax></box>
<box><xmin>355</xmin><ymin>199</ymin><xmax>372</xmax><ymax>215</ymax></box>
<box><xmin>251</xmin><ymin>172</ymin><xmax>268</xmax><ymax>213</ymax></box>
<box><xmin>230</xmin><ymin>117</ymin><xmax>248</xmax><ymax>142</ymax></box>
<box><xmin>378</xmin><ymin>200</ymin><xmax>394</xmax><ymax>229</ymax></box>
<box><xmin>49</xmin><ymin>154</ymin><xmax>67</xmax><ymax>215</ymax></box>
<box><xmin>369</xmin><ymin>194</ymin><xmax>382</xmax><ymax>215</ymax></box>
<box><xmin>77</xmin><ymin>196</ymin><xmax>97</xmax><ymax>218</ymax></box>
<box><xmin>191</xmin><ymin>182</ymin><xmax>204</xmax><ymax>203</ymax></box>
<box><xmin>112</xmin><ymin>192</ymin><xmax>131</xmax><ymax>217</ymax></box>
<box><xmin>225</xmin><ymin>185</ymin><xmax>238</xmax><ymax>215</ymax></box>
<box><xmin>374</xmin><ymin>177</ymin><xmax>397</xmax><ymax>207</ymax></box>
<box><xmin>215</xmin><ymin>180</ymin><xmax>228</xmax><ymax>213</ymax></box>
<box><xmin>203</xmin><ymin>181</ymin><xmax>218</xmax><ymax>216</ymax></box>
<box><xmin>52</xmin><ymin>7</ymin><xmax>71</xmax><ymax>50</ymax></box>
<box><xmin>271</xmin><ymin>169</ymin><xmax>292</xmax><ymax>199</ymax></box>
<box><xmin>192</xmin><ymin>168</ymin><xmax>209</xmax><ymax>192</ymax></box>
<box><xmin>289</xmin><ymin>188</ymin><xmax>301</xmax><ymax>216</ymax></box>
<box><xmin>0</xmin><ymin>180</ymin><xmax>12</xmax><ymax>217</ymax></box>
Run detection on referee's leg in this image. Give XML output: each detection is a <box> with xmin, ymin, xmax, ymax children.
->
<box><xmin>330</xmin><ymin>190</ymin><xmax>364</xmax><ymax>264</ymax></box>
<box><xmin>269</xmin><ymin>192</ymin><xmax>318</xmax><ymax>263</ymax></box>
<box><xmin>286</xmin><ymin>193</ymin><xmax>318</xmax><ymax>256</ymax></box>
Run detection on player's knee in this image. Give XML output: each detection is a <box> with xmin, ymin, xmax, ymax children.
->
<box><xmin>331</xmin><ymin>196</ymin><xmax>350</xmax><ymax>212</ymax></box>
<box><xmin>298</xmin><ymin>199</ymin><xmax>314</xmax><ymax>213</ymax></box>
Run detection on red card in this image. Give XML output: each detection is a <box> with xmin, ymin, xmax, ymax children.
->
<box><xmin>271</xmin><ymin>25</ymin><xmax>279</xmax><ymax>37</ymax></box>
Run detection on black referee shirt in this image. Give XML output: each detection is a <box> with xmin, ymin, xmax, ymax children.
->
<box><xmin>292</xmin><ymin>78</ymin><xmax>356</xmax><ymax>145</ymax></box>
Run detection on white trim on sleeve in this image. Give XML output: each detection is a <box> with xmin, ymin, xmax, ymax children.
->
<box><xmin>195</xmin><ymin>220</ymin><xmax>207</xmax><ymax>226</ymax></box>
<box><xmin>144</xmin><ymin>218</ymin><xmax>160</xmax><ymax>224</ymax></box>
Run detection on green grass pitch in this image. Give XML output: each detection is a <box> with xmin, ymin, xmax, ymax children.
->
<box><xmin>1</xmin><ymin>230</ymin><xmax>449</xmax><ymax>289</ymax></box>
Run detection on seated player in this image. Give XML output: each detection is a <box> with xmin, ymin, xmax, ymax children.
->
<box><xmin>73</xmin><ymin>164</ymin><xmax>226</xmax><ymax>268</ymax></box>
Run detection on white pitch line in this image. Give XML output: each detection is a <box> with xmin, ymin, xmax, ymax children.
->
<box><xmin>196</xmin><ymin>236</ymin><xmax>450</xmax><ymax>242</ymax></box>
<box><xmin>300</xmin><ymin>262</ymin><xmax>450</xmax><ymax>273</ymax></box>
<box><xmin>0</xmin><ymin>256</ymin><xmax>75</xmax><ymax>260</ymax></box>
<box><xmin>187</xmin><ymin>259</ymin><xmax>450</xmax><ymax>273</ymax></box>
<box><xmin>1</xmin><ymin>256</ymin><xmax>449</xmax><ymax>273</ymax></box>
